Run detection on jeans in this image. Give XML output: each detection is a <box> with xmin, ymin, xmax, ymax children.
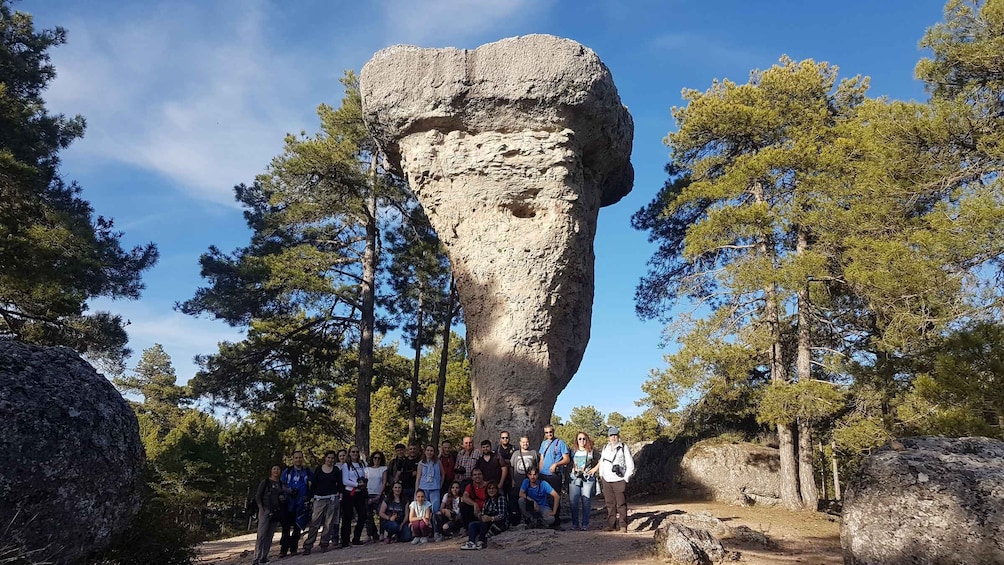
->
<box><xmin>568</xmin><ymin>476</ymin><xmax>595</xmax><ymax>528</ymax></box>
<box><xmin>466</xmin><ymin>519</ymin><xmax>507</xmax><ymax>543</ymax></box>
<box><xmin>339</xmin><ymin>490</ymin><xmax>367</xmax><ymax>546</ymax></box>
<box><xmin>302</xmin><ymin>496</ymin><xmax>339</xmax><ymax>550</ymax></box>
<box><xmin>518</xmin><ymin>498</ymin><xmax>555</xmax><ymax>525</ymax></box>
<box><xmin>382</xmin><ymin>519</ymin><xmax>412</xmax><ymax>541</ymax></box>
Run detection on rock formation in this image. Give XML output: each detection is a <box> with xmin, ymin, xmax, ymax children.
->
<box><xmin>360</xmin><ymin>35</ymin><xmax>633</xmax><ymax>441</ymax></box>
<box><xmin>0</xmin><ymin>341</ymin><xmax>144</xmax><ymax>563</ymax></box>
<box><xmin>841</xmin><ymin>436</ymin><xmax>1004</xmax><ymax>565</ymax></box>
<box><xmin>678</xmin><ymin>440</ymin><xmax>782</xmax><ymax>506</ymax></box>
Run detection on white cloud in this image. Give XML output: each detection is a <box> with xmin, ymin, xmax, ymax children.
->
<box><xmin>45</xmin><ymin>2</ymin><xmax>324</xmax><ymax>207</ymax></box>
<box><xmin>89</xmin><ymin>297</ymin><xmax>244</xmax><ymax>384</ymax></box>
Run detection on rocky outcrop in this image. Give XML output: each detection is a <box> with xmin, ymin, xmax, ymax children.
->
<box><xmin>841</xmin><ymin>436</ymin><xmax>1004</xmax><ymax>565</ymax></box>
<box><xmin>0</xmin><ymin>341</ymin><xmax>144</xmax><ymax>563</ymax></box>
<box><xmin>678</xmin><ymin>441</ymin><xmax>781</xmax><ymax>506</ymax></box>
<box><xmin>360</xmin><ymin>35</ymin><xmax>633</xmax><ymax>441</ymax></box>
<box><xmin>628</xmin><ymin>438</ymin><xmax>686</xmax><ymax>497</ymax></box>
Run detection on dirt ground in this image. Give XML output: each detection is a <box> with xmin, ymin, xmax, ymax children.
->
<box><xmin>196</xmin><ymin>496</ymin><xmax>842</xmax><ymax>565</ymax></box>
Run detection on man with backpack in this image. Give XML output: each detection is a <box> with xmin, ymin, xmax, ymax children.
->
<box><xmin>279</xmin><ymin>451</ymin><xmax>313</xmax><ymax>557</ymax></box>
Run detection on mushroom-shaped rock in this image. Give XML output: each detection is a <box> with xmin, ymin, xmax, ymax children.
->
<box><xmin>361</xmin><ymin>35</ymin><xmax>633</xmax><ymax>440</ymax></box>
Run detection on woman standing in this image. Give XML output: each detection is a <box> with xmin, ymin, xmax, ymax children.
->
<box><xmin>377</xmin><ymin>481</ymin><xmax>410</xmax><ymax>543</ymax></box>
<box><xmin>302</xmin><ymin>451</ymin><xmax>342</xmax><ymax>554</ymax></box>
<box><xmin>253</xmin><ymin>465</ymin><xmax>286</xmax><ymax>565</ymax></box>
<box><xmin>415</xmin><ymin>445</ymin><xmax>443</xmax><ymax>536</ymax></box>
<box><xmin>569</xmin><ymin>431</ymin><xmax>599</xmax><ymax>531</ymax></box>
<box><xmin>339</xmin><ymin>446</ymin><xmax>369</xmax><ymax>547</ymax></box>
<box><xmin>364</xmin><ymin>451</ymin><xmax>388</xmax><ymax>541</ymax></box>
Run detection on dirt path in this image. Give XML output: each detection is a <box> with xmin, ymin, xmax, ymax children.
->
<box><xmin>196</xmin><ymin>497</ymin><xmax>841</xmax><ymax>565</ymax></box>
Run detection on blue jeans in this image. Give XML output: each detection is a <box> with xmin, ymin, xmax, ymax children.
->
<box><xmin>381</xmin><ymin>519</ymin><xmax>412</xmax><ymax>541</ymax></box>
<box><xmin>568</xmin><ymin>476</ymin><xmax>595</xmax><ymax>528</ymax></box>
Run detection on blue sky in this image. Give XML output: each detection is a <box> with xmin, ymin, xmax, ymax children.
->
<box><xmin>27</xmin><ymin>0</ymin><xmax>946</xmax><ymax>421</ymax></box>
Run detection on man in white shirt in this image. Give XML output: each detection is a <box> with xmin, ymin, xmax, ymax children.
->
<box><xmin>598</xmin><ymin>426</ymin><xmax>634</xmax><ymax>532</ymax></box>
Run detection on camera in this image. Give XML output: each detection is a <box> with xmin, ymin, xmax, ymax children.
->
<box><xmin>612</xmin><ymin>464</ymin><xmax>624</xmax><ymax>478</ymax></box>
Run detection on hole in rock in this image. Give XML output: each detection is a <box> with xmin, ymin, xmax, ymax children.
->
<box><xmin>505</xmin><ymin>202</ymin><xmax>536</xmax><ymax>219</ymax></box>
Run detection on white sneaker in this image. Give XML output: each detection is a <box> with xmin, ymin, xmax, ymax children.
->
<box><xmin>434</xmin><ymin>534</ymin><xmax>444</xmax><ymax>542</ymax></box>
<box><xmin>460</xmin><ymin>541</ymin><xmax>477</xmax><ymax>550</ymax></box>
<box><xmin>411</xmin><ymin>537</ymin><xmax>421</xmax><ymax>545</ymax></box>
<box><xmin>420</xmin><ymin>537</ymin><xmax>429</xmax><ymax>544</ymax></box>
<box><xmin>475</xmin><ymin>541</ymin><xmax>485</xmax><ymax>550</ymax></box>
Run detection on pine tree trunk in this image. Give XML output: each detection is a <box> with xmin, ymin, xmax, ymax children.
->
<box><xmin>831</xmin><ymin>440</ymin><xmax>841</xmax><ymax>500</ymax></box>
<box><xmin>797</xmin><ymin>419</ymin><xmax>818</xmax><ymax>510</ymax></box>
<box><xmin>408</xmin><ymin>303</ymin><xmax>423</xmax><ymax>444</ymax></box>
<box><xmin>355</xmin><ymin>157</ymin><xmax>378</xmax><ymax>455</ymax></box>
<box><xmin>431</xmin><ymin>278</ymin><xmax>456</xmax><ymax>447</ymax></box>
<box><xmin>795</xmin><ymin>228</ymin><xmax>817</xmax><ymax>510</ymax></box>
<box><xmin>755</xmin><ymin>180</ymin><xmax>802</xmax><ymax>510</ymax></box>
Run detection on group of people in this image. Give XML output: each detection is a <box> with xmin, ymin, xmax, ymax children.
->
<box><xmin>251</xmin><ymin>424</ymin><xmax>635</xmax><ymax>564</ymax></box>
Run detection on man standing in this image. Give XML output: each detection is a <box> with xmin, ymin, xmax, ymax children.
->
<box><xmin>538</xmin><ymin>425</ymin><xmax>569</xmax><ymax>495</ymax></box>
<box><xmin>387</xmin><ymin>444</ymin><xmax>407</xmax><ymax>492</ymax></box>
<box><xmin>509</xmin><ymin>436</ymin><xmax>539</xmax><ymax>525</ymax></box>
<box><xmin>473</xmin><ymin>439</ymin><xmax>508</xmax><ymax>491</ymax></box>
<box><xmin>454</xmin><ymin>436</ymin><xmax>479</xmax><ymax>490</ymax></box>
<box><xmin>598</xmin><ymin>427</ymin><xmax>635</xmax><ymax>532</ymax></box>
<box><xmin>496</xmin><ymin>431</ymin><xmax>515</xmax><ymax>497</ymax></box>
<box><xmin>279</xmin><ymin>451</ymin><xmax>312</xmax><ymax>557</ymax></box>
<box><xmin>518</xmin><ymin>468</ymin><xmax>559</xmax><ymax>528</ymax></box>
<box><xmin>399</xmin><ymin>443</ymin><xmax>420</xmax><ymax>500</ymax></box>
<box><xmin>439</xmin><ymin>439</ymin><xmax>456</xmax><ymax>491</ymax></box>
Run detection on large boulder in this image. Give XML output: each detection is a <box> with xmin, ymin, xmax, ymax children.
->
<box><xmin>841</xmin><ymin>436</ymin><xmax>1004</xmax><ymax>565</ymax></box>
<box><xmin>360</xmin><ymin>35</ymin><xmax>633</xmax><ymax>442</ymax></box>
<box><xmin>628</xmin><ymin>438</ymin><xmax>686</xmax><ymax>496</ymax></box>
<box><xmin>677</xmin><ymin>440</ymin><xmax>781</xmax><ymax>506</ymax></box>
<box><xmin>0</xmin><ymin>341</ymin><xmax>144</xmax><ymax>563</ymax></box>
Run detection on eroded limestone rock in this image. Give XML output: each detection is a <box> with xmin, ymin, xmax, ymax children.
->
<box><xmin>841</xmin><ymin>436</ymin><xmax>1004</xmax><ymax>565</ymax></box>
<box><xmin>0</xmin><ymin>341</ymin><xmax>144</xmax><ymax>563</ymax></box>
<box><xmin>360</xmin><ymin>35</ymin><xmax>633</xmax><ymax>440</ymax></box>
<box><xmin>678</xmin><ymin>441</ymin><xmax>782</xmax><ymax>506</ymax></box>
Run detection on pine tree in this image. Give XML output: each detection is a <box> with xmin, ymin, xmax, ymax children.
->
<box><xmin>0</xmin><ymin>2</ymin><xmax>157</xmax><ymax>369</ymax></box>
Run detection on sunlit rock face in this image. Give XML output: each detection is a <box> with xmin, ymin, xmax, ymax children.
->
<box><xmin>361</xmin><ymin>34</ymin><xmax>633</xmax><ymax>442</ymax></box>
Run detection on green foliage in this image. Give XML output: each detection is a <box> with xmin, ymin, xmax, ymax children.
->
<box><xmin>757</xmin><ymin>380</ymin><xmax>847</xmax><ymax>427</ymax></box>
<box><xmin>0</xmin><ymin>1</ymin><xmax>157</xmax><ymax>371</ymax></box>
<box><xmin>418</xmin><ymin>332</ymin><xmax>474</xmax><ymax>444</ymax></box>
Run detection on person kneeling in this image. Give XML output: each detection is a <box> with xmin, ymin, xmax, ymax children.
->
<box><xmin>461</xmin><ymin>483</ymin><xmax>508</xmax><ymax>550</ymax></box>
<box><xmin>518</xmin><ymin>468</ymin><xmax>559</xmax><ymax>528</ymax></box>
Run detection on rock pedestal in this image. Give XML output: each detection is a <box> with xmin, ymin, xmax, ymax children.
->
<box><xmin>360</xmin><ymin>35</ymin><xmax>633</xmax><ymax>441</ymax></box>
<box><xmin>841</xmin><ymin>436</ymin><xmax>1004</xmax><ymax>565</ymax></box>
<box><xmin>0</xmin><ymin>341</ymin><xmax>144</xmax><ymax>563</ymax></box>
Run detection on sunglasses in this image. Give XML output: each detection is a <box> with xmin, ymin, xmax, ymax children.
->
<box><xmin>577</xmin><ymin>437</ymin><xmax>587</xmax><ymax>441</ymax></box>
<box><xmin>500</xmin><ymin>436</ymin><xmax>509</xmax><ymax>440</ymax></box>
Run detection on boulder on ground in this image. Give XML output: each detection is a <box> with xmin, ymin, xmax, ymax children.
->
<box><xmin>841</xmin><ymin>436</ymin><xmax>1004</xmax><ymax>565</ymax></box>
<box><xmin>0</xmin><ymin>341</ymin><xmax>144</xmax><ymax>563</ymax></box>
<box><xmin>654</xmin><ymin>522</ymin><xmax>735</xmax><ymax>564</ymax></box>
<box><xmin>677</xmin><ymin>440</ymin><xmax>781</xmax><ymax>506</ymax></box>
